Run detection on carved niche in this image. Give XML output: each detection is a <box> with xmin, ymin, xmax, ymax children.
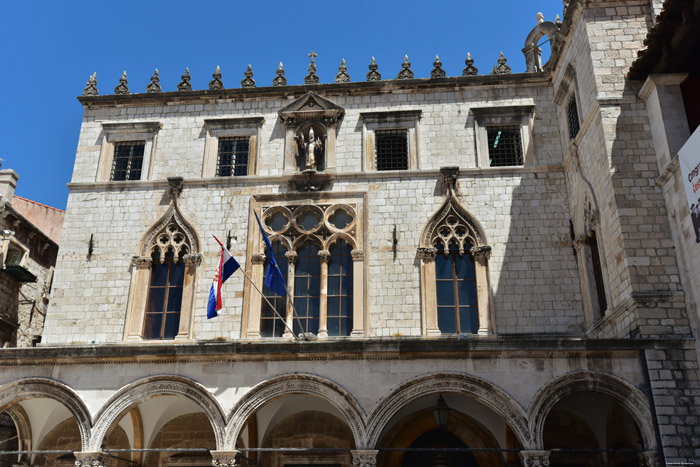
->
<box><xmin>278</xmin><ymin>92</ymin><xmax>344</xmax><ymax>178</ymax></box>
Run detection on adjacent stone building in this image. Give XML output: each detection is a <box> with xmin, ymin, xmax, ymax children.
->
<box><xmin>0</xmin><ymin>0</ymin><xmax>698</xmax><ymax>465</ymax></box>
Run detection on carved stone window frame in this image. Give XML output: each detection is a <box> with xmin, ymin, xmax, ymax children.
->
<box><xmin>0</xmin><ymin>233</ymin><xmax>29</xmax><ymax>268</ymax></box>
<box><xmin>202</xmin><ymin>117</ymin><xmax>264</xmax><ymax>177</ymax></box>
<box><xmin>124</xmin><ymin>204</ymin><xmax>202</xmax><ymax>342</ymax></box>
<box><xmin>97</xmin><ymin>122</ymin><xmax>161</xmax><ymax>182</ymax></box>
<box><xmin>554</xmin><ymin>63</ymin><xmax>583</xmax><ymax>148</ymax></box>
<box><xmin>360</xmin><ymin>110</ymin><xmax>422</xmax><ymax>171</ymax></box>
<box><xmin>243</xmin><ymin>192</ymin><xmax>367</xmax><ymax>339</ymax></box>
<box><xmin>418</xmin><ymin>189</ymin><xmax>493</xmax><ymax>336</ymax></box>
<box><xmin>470</xmin><ymin>105</ymin><xmax>535</xmax><ymax>168</ymax></box>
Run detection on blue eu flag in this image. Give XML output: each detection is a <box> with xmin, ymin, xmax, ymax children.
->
<box><xmin>254</xmin><ymin>212</ymin><xmax>288</xmax><ymax>296</ymax></box>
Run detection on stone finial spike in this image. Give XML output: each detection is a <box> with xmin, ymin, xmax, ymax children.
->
<box><xmin>114</xmin><ymin>70</ymin><xmax>129</xmax><ymax>95</ymax></box>
<box><xmin>177</xmin><ymin>67</ymin><xmax>192</xmax><ymax>91</ymax></box>
<box><xmin>146</xmin><ymin>68</ymin><xmax>161</xmax><ymax>93</ymax></box>
<box><xmin>366</xmin><ymin>57</ymin><xmax>381</xmax><ymax>81</ymax></box>
<box><xmin>335</xmin><ymin>58</ymin><xmax>350</xmax><ymax>84</ymax></box>
<box><xmin>431</xmin><ymin>54</ymin><xmax>446</xmax><ymax>79</ymax></box>
<box><xmin>494</xmin><ymin>51</ymin><xmax>512</xmax><ymax>74</ymax></box>
<box><xmin>83</xmin><ymin>72</ymin><xmax>99</xmax><ymax>96</ymax></box>
<box><xmin>463</xmin><ymin>52</ymin><xmax>478</xmax><ymax>76</ymax></box>
<box><xmin>209</xmin><ymin>65</ymin><xmax>224</xmax><ymax>90</ymax></box>
<box><xmin>305</xmin><ymin>51</ymin><xmax>320</xmax><ymax>84</ymax></box>
<box><xmin>537</xmin><ymin>12</ymin><xmax>544</xmax><ymax>23</ymax></box>
<box><xmin>397</xmin><ymin>54</ymin><xmax>414</xmax><ymax>80</ymax></box>
<box><xmin>273</xmin><ymin>61</ymin><xmax>287</xmax><ymax>86</ymax></box>
<box><xmin>555</xmin><ymin>14</ymin><xmax>561</xmax><ymax>24</ymax></box>
<box><xmin>241</xmin><ymin>64</ymin><xmax>256</xmax><ymax>88</ymax></box>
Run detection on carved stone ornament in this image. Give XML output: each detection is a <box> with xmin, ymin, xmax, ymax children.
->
<box><xmin>494</xmin><ymin>51</ymin><xmax>512</xmax><ymax>74</ymax></box>
<box><xmin>430</xmin><ymin>55</ymin><xmax>446</xmax><ymax>79</ymax></box>
<box><xmin>520</xmin><ymin>450</ymin><xmax>550</xmax><ymax>467</ymax></box>
<box><xmin>241</xmin><ymin>64</ymin><xmax>256</xmax><ymax>88</ymax></box>
<box><xmin>82</xmin><ymin>72</ymin><xmax>98</xmax><ymax>96</ymax></box>
<box><xmin>335</xmin><ymin>58</ymin><xmax>350</xmax><ymax>83</ymax></box>
<box><xmin>146</xmin><ymin>68</ymin><xmax>161</xmax><ymax>93</ymax></box>
<box><xmin>366</xmin><ymin>57</ymin><xmax>381</xmax><ymax>81</ymax></box>
<box><xmin>168</xmin><ymin>176</ymin><xmax>184</xmax><ymax>199</ymax></box>
<box><xmin>440</xmin><ymin>166</ymin><xmax>459</xmax><ymax>193</ymax></box>
<box><xmin>183</xmin><ymin>253</ymin><xmax>203</xmax><ymax>266</ymax></box>
<box><xmin>114</xmin><ymin>71</ymin><xmax>129</xmax><ymax>95</ymax></box>
<box><xmin>463</xmin><ymin>52</ymin><xmax>478</xmax><ymax>76</ymax></box>
<box><xmin>211</xmin><ymin>450</ymin><xmax>240</xmax><ymax>466</ymax></box>
<box><xmin>272</xmin><ymin>62</ymin><xmax>287</xmax><ymax>86</ymax></box>
<box><xmin>288</xmin><ymin>171</ymin><xmax>335</xmax><ymax>192</ymax></box>
<box><xmin>74</xmin><ymin>452</ymin><xmax>106</xmax><ymax>467</ymax></box>
<box><xmin>304</xmin><ymin>50</ymin><xmax>320</xmax><ymax>84</ymax></box>
<box><xmin>139</xmin><ymin>205</ymin><xmax>199</xmax><ymax>262</ymax></box>
<box><xmin>131</xmin><ymin>256</ymin><xmax>152</xmax><ymax>269</ymax></box>
<box><xmin>209</xmin><ymin>65</ymin><xmax>224</xmax><ymax>90</ymax></box>
<box><xmin>417</xmin><ymin>247</ymin><xmax>437</xmax><ymax>262</ymax></box>
<box><xmin>351</xmin><ymin>450</ymin><xmax>378</xmax><ymax>467</ymax></box>
<box><xmin>421</xmin><ymin>191</ymin><xmax>483</xmax><ymax>255</ymax></box>
<box><xmin>178</xmin><ymin>68</ymin><xmax>192</xmax><ymax>91</ymax></box>
<box><xmin>397</xmin><ymin>55</ymin><xmax>414</xmax><ymax>80</ymax></box>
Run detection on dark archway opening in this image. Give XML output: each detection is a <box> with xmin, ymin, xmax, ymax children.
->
<box><xmin>401</xmin><ymin>428</ymin><xmax>478</xmax><ymax>467</ymax></box>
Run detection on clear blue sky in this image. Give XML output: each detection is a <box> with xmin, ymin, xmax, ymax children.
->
<box><xmin>0</xmin><ymin>0</ymin><xmax>563</xmax><ymax>210</ymax></box>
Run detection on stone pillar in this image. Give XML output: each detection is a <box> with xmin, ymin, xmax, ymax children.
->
<box><xmin>246</xmin><ymin>254</ymin><xmax>265</xmax><ymax>339</ymax></box>
<box><xmin>350</xmin><ymin>249</ymin><xmax>365</xmax><ymax>337</ymax></box>
<box><xmin>351</xmin><ymin>449</ymin><xmax>378</xmax><ymax>466</ymax></box>
<box><xmin>317</xmin><ymin>249</ymin><xmax>331</xmax><ymax>338</ymax></box>
<box><xmin>124</xmin><ymin>256</ymin><xmax>152</xmax><ymax>341</ymax></box>
<box><xmin>418</xmin><ymin>247</ymin><xmax>440</xmax><ymax>336</ymax></box>
<box><xmin>0</xmin><ymin>169</ymin><xmax>19</xmax><ymax>203</ymax></box>
<box><xmin>283</xmin><ymin>251</ymin><xmax>298</xmax><ymax>338</ymax></box>
<box><xmin>519</xmin><ymin>450</ymin><xmax>550</xmax><ymax>466</ymax></box>
<box><xmin>74</xmin><ymin>451</ymin><xmax>106</xmax><ymax>467</ymax></box>
<box><xmin>471</xmin><ymin>246</ymin><xmax>492</xmax><ymax>335</ymax></box>
<box><xmin>211</xmin><ymin>450</ymin><xmax>240</xmax><ymax>466</ymax></box>
<box><xmin>639</xmin><ymin>451</ymin><xmax>659</xmax><ymax>467</ymax></box>
<box><xmin>176</xmin><ymin>253</ymin><xmax>202</xmax><ymax>341</ymax></box>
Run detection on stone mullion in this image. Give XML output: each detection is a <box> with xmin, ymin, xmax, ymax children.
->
<box><xmin>350</xmin><ymin>249</ymin><xmax>365</xmax><ymax>337</ymax></box>
<box><xmin>283</xmin><ymin>251</ymin><xmax>298</xmax><ymax>339</ymax></box>
<box><xmin>418</xmin><ymin>247</ymin><xmax>440</xmax><ymax>336</ymax></box>
<box><xmin>317</xmin><ymin>250</ymin><xmax>331</xmax><ymax>338</ymax></box>
<box><xmin>471</xmin><ymin>246</ymin><xmax>492</xmax><ymax>335</ymax></box>
<box><xmin>246</xmin><ymin>254</ymin><xmax>265</xmax><ymax>339</ymax></box>
<box><xmin>125</xmin><ymin>256</ymin><xmax>152</xmax><ymax>341</ymax></box>
<box><xmin>175</xmin><ymin>253</ymin><xmax>202</xmax><ymax>341</ymax></box>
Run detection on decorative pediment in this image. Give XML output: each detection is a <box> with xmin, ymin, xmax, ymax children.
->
<box><xmin>278</xmin><ymin>92</ymin><xmax>344</xmax><ymax>124</ymax></box>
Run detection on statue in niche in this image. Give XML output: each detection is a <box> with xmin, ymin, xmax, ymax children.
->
<box><xmin>295</xmin><ymin>126</ymin><xmax>325</xmax><ymax>171</ymax></box>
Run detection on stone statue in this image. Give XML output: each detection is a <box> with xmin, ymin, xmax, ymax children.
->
<box><xmin>296</xmin><ymin>128</ymin><xmax>324</xmax><ymax>171</ymax></box>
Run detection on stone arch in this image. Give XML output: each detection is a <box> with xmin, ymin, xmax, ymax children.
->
<box><xmin>0</xmin><ymin>378</ymin><xmax>92</xmax><ymax>451</ymax></box>
<box><xmin>138</xmin><ymin>204</ymin><xmax>200</xmax><ymax>259</ymax></box>
<box><xmin>225</xmin><ymin>373</ymin><xmax>367</xmax><ymax>450</ymax></box>
<box><xmin>325</xmin><ymin>232</ymin><xmax>357</xmax><ymax>250</ymax></box>
<box><xmin>90</xmin><ymin>375</ymin><xmax>225</xmax><ymax>451</ymax></box>
<box><xmin>292</xmin><ymin>234</ymin><xmax>324</xmax><ymax>251</ymax></box>
<box><xmin>523</xmin><ymin>20</ymin><xmax>560</xmax><ymax>72</ymax></box>
<box><xmin>420</xmin><ymin>193</ymin><xmax>487</xmax><ymax>250</ymax></box>
<box><xmin>365</xmin><ymin>372</ymin><xmax>531</xmax><ymax>449</ymax></box>
<box><xmin>527</xmin><ymin>370</ymin><xmax>656</xmax><ymax>451</ymax></box>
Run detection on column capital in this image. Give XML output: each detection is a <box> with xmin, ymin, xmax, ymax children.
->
<box><xmin>318</xmin><ymin>249</ymin><xmax>331</xmax><ymax>263</ymax></box>
<box><xmin>519</xmin><ymin>450</ymin><xmax>550</xmax><ymax>467</ymax></box>
<box><xmin>131</xmin><ymin>256</ymin><xmax>152</xmax><ymax>269</ymax></box>
<box><xmin>285</xmin><ymin>250</ymin><xmax>299</xmax><ymax>264</ymax></box>
<box><xmin>251</xmin><ymin>253</ymin><xmax>265</xmax><ymax>264</ymax></box>
<box><xmin>470</xmin><ymin>245</ymin><xmax>491</xmax><ymax>262</ymax></box>
<box><xmin>211</xmin><ymin>450</ymin><xmax>240</xmax><ymax>466</ymax></box>
<box><xmin>573</xmin><ymin>235</ymin><xmax>587</xmax><ymax>251</ymax></box>
<box><xmin>639</xmin><ymin>451</ymin><xmax>659</xmax><ymax>467</ymax></box>
<box><xmin>74</xmin><ymin>451</ymin><xmax>106</xmax><ymax>467</ymax></box>
<box><xmin>417</xmin><ymin>247</ymin><xmax>437</xmax><ymax>262</ymax></box>
<box><xmin>183</xmin><ymin>253</ymin><xmax>203</xmax><ymax>266</ymax></box>
<box><xmin>351</xmin><ymin>450</ymin><xmax>378</xmax><ymax>467</ymax></box>
<box><xmin>350</xmin><ymin>249</ymin><xmax>364</xmax><ymax>261</ymax></box>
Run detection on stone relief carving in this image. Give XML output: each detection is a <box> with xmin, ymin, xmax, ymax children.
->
<box><xmin>178</xmin><ymin>68</ymin><xmax>192</xmax><ymax>91</ymax></box>
<box><xmin>83</xmin><ymin>72</ymin><xmax>98</xmax><ymax>96</ymax></box>
<box><xmin>421</xmin><ymin>194</ymin><xmax>484</xmax><ymax>253</ymax></box>
<box><xmin>74</xmin><ymin>452</ymin><xmax>106</xmax><ymax>467</ymax></box>
<box><xmin>114</xmin><ymin>71</ymin><xmax>129</xmax><ymax>95</ymax></box>
<box><xmin>351</xmin><ymin>450</ymin><xmax>378</xmax><ymax>467</ymax></box>
<box><xmin>139</xmin><ymin>205</ymin><xmax>199</xmax><ymax>260</ymax></box>
<box><xmin>396</xmin><ymin>55</ymin><xmax>414</xmax><ymax>80</ymax></box>
<box><xmin>335</xmin><ymin>58</ymin><xmax>350</xmax><ymax>83</ymax></box>
<box><xmin>494</xmin><ymin>52</ymin><xmax>512</xmax><ymax>74</ymax></box>
<box><xmin>520</xmin><ymin>450</ymin><xmax>550</xmax><ymax>467</ymax></box>
<box><xmin>272</xmin><ymin>62</ymin><xmax>287</xmax><ymax>86</ymax></box>
<box><xmin>295</xmin><ymin>126</ymin><xmax>325</xmax><ymax>171</ymax></box>
<box><xmin>209</xmin><ymin>65</ymin><xmax>224</xmax><ymax>90</ymax></box>
<box><xmin>366</xmin><ymin>57</ymin><xmax>381</xmax><ymax>81</ymax></box>
<box><xmin>241</xmin><ymin>65</ymin><xmax>256</xmax><ymax>88</ymax></box>
<box><xmin>146</xmin><ymin>69</ymin><xmax>161</xmax><ymax>93</ymax></box>
<box><xmin>430</xmin><ymin>55</ymin><xmax>446</xmax><ymax>79</ymax></box>
<box><xmin>304</xmin><ymin>51</ymin><xmax>320</xmax><ymax>84</ymax></box>
<box><xmin>462</xmin><ymin>52</ymin><xmax>478</xmax><ymax>76</ymax></box>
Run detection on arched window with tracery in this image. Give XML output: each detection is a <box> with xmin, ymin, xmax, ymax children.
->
<box><xmin>327</xmin><ymin>239</ymin><xmax>353</xmax><ymax>336</ymax></box>
<box><xmin>125</xmin><ymin>205</ymin><xmax>201</xmax><ymax>342</ymax></box>
<box><xmin>419</xmin><ymin>186</ymin><xmax>491</xmax><ymax>336</ymax></box>
<box><xmin>294</xmin><ymin>239</ymin><xmax>321</xmax><ymax>335</ymax></box>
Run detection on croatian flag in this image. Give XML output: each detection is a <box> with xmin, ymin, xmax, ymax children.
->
<box><xmin>207</xmin><ymin>236</ymin><xmax>240</xmax><ymax>319</ymax></box>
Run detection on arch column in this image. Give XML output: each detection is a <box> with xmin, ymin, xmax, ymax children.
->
<box><xmin>124</xmin><ymin>256</ymin><xmax>152</xmax><ymax>341</ymax></box>
<box><xmin>417</xmin><ymin>247</ymin><xmax>440</xmax><ymax>336</ymax></box>
<box><xmin>246</xmin><ymin>254</ymin><xmax>266</xmax><ymax>339</ymax></box>
<box><xmin>520</xmin><ymin>450</ymin><xmax>550</xmax><ymax>466</ymax></box>
<box><xmin>350</xmin><ymin>249</ymin><xmax>365</xmax><ymax>337</ymax></box>
<box><xmin>471</xmin><ymin>246</ymin><xmax>492</xmax><ymax>335</ymax></box>
<box><xmin>283</xmin><ymin>251</ymin><xmax>298</xmax><ymax>339</ymax></box>
<box><xmin>351</xmin><ymin>449</ymin><xmax>378</xmax><ymax>466</ymax></box>
<box><xmin>176</xmin><ymin>253</ymin><xmax>202</xmax><ymax>341</ymax></box>
<box><xmin>317</xmin><ymin>249</ymin><xmax>331</xmax><ymax>338</ymax></box>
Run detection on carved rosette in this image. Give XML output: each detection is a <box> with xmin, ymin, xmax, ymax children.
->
<box><xmin>241</xmin><ymin>65</ymin><xmax>256</xmax><ymax>88</ymax></box>
<box><xmin>494</xmin><ymin>51</ymin><xmax>512</xmax><ymax>74</ymax></box>
<box><xmin>366</xmin><ymin>57</ymin><xmax>381</xmax><ymax>81</ymax></box>
<box><xmin>209</xmin><ymin>65</ymin><xmax>224</xmax><ymax>90</ymax></box>
<box><xmin>351</xmin><ymin>450</ymin><xmax>378</xmax><ymax>467</ymax></box>
<box><xmin>178</xmin><ymin>68</ymin><xmax>192</xmax><ymax>91</ymax></box>
<box><xmin>114</xmin><ymin>71</ymin><xmax>129</xmax><ymax>95</ymax></box>
<box><xmin>430</xmin><ymin>55</ymin><xmax>446</xmax><ymax>79</ymax></box>
<box><xmin>146</xmin><ymin>69</ymin><xmax>161</xmax><ymax>93</ymax></box>
<box><xmin>520</xmin><ymin>450</ymin><xmax>550</xmax><ymax>467</ymax></box>
<box><xmin>397</xmin><ymin>55</ymin><xmax>414</xmax><ymax>80</ymax></box>
<box><xmin>82</xmin><ymin>72</ymin><xmax>98</xmax><ymax>96</ymax></box>
<box><xmin>74</xmin><ymin>452</ymin><xmax>106</xmax><ymax>467</ymax></box>
<box><xmin>463</xmin><ymin>52</ymin><xmax>478</xmax><ymax>76</ymax></box>
<box><xmin>272</xmin><ymin>62</ymin><xmax>287</xmax><ymax>86</ymax></box>
<box><xmin>335</xmin><ymin>58</ymin><xmax>351</xmax><ymax>83</ymax></box>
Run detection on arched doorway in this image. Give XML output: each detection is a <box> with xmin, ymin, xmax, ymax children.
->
<box><xmin>402</xmin><ymin>428</ymin><xmax>478</xmax><ymax>467</ymax></box>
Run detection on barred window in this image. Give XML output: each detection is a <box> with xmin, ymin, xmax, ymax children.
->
<box><xmin>217</xmin><ymin>137</ymin><xmax>250</xmax><ymax>176</ymax></box>
<box><xmin>111</xmin><ymin>141</ymin><xmax>145</xmax><ymax>181</ymax></box>
<box><xmin>567</xmin><ymin>95</ymin><xmax>580</xmax><ymax>139</ymax></box>
<box><xmin>487</xmin><ymin>126</ymin><xmax>523</xmax><ymax>167</ymax></box>
<box><xmin>375</xmin><ymin>129</ymin><xmax>408</xmax><ymax>171</ymax></box>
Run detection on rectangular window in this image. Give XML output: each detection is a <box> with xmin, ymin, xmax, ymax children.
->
<box><xmin>487</xmin><ymin>126</ymin><xmax>523</xmax><ymax>167</ymax></box>
<box><xmin>567</xmin><ymin>95</ymin><xmax>580</xmax><ymax>139</ymax></box>
<box><xmin>375</xmin><ymin>129</ymin><xmax>408</xmax><ymax>171</ymax></box>
<box><xmin>217</xmin><ymin>137</ymin><xmax>250</xmax><ymax>177</ymax></box>
<box><xmin>111</xmin><ymin>141</ymin><xmax>145</xmax><ymax>181</ymax></box>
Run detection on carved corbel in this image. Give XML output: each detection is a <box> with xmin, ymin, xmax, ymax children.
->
<box><xmin>183</xmin><ymin>253</ymin><xmax>203</xmax><ymax>266</ymax></box>
<box><xmin>211</xmin><ymin>450</ymin><xmax>240</xmax><ymax>466</ymax></box>
<box><xmin>470</xmin><ymin>245</ymin><xmax>491</xmax><ymax>264</ymax></box>
<box><xmin>251</xmin><ymin>253</ymin><xmax>265</xmax><ymax>265</ymax></box>
<box><xmin>318</xmin><ymin>249</ymin><xmax>331</xmax><ymax>263</ymax></box>
<box><xmin>131</xmin><ymin>256</ymin><xmax>152</xmax><ymax>269</ymax></box>
<box><xmin>572</xmin><ymin>235</ymin><xmax>587</xmax><ymax>251</ymax></box>
<box><xmin>417</xmin><ymin>247</ymin><xmax>437</xmax><ymax>263</ymax></box>
<box><xmin>285</xmin><ymin>250</ymin><xmax>299</xmax><ymax>264</ymax></box>
<box><xmin>350</xmin><ymin>249</ymin><xmax>364</xmax><ymax>261</ymax></box>
<box><xmin>440</xmin><ymin>166</ymin><xmax>459</xmax><ymax>194</ymax></box>
<box><xmin>167</xmin><ymin>176</ymin><xmax>184</xmax><ymax>201</ymax></box>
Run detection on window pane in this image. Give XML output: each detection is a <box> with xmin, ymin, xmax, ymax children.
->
<box><xmin>167</xmin><ymin>288</ymin><xmax>183</xmax><ymax>311</ymax></box>
<box><xmin>144</xmin><ymin>313</ymin><xmax>162</xmax><ymax>340</ymax></box>
<box><xmin>327</xmin><ymin>317</ymin><xmax>340</xmax><ymax>336</ymax></box>
<box><xmin>375</xmin><ymin>129</ymin><xmax>408</xmax><ymax>170</ymax></box>
<box><xmin>455</xmin><ymin>253</ymin><xmax>475</xmax><ymax>279</ymax></box>
<box><xmin>169</xmin><ymin>262</ymin><xmax>185</xmax><ymax>286</ymax></box>
<box><xmin>340</xmin><ymin>316</ymin><xmax>352</xmax><ymax>336</ymax></box>
<box><xmin>458</xmin><ymin>281</ymin><xmax>477</xmax><ymax>306</ymax></box>
<box><xmin>294</xmin><ymin>297</ymin><xmax>309</xmax><ymax>318</ymax></box>
<box><xmin>327</xmin><ymin>297</ymin><xmax>340</xmax><ymax>315</ymax></box>
<box><xmin>150</xmin><ymin>263</ymin><xmax>168</xmax><ymax>286</ymax></box>
<box><xmin>328</xmin><ymin>276</ymin><xmax>340</xmax><ymax>295</ymax></box>
<box><xmin>329</xmin><ymin>210</ymin><xmax>352</xmax><ymax>230</ymax></box>
<box><xmin>267</xmin><ymin>212</ymin><xmax>289</xmax><ymax>232</ymax></box>
<box><xmin>436</xmin><ymin>281</ymin><xmax>455</xmax><ymax>306</ymax></box>
<box><xmin>217</xmin><ymin>137</ymin><xmax>249</xmax><ymax>177</ymax></box>
<box><xmin>297</xmin><ymin>211</ymin><xmax>321</xmax><ymax>230</ymax></box>
<box><xmin>487</xmin><ymin>126</ymin><xmax>523</xmax><ymax>166</ymax></box>
<box><xmin>438</xmin><ymin>307</ymin><xmax>457</xmax><ymax>334</ymax></box>
<box><xmin>460</xmin><ymin>307</ymin><xmax>479</xmax><ymax>334</ymax></box>
<box><xmin>435</xmin><ymin>254</ymin><xmax>452</xmax><ymax>279</ymax></box>
<box><xmin>308</xmin><ymin>275</ymin><xmax>320</xmax><ymax>294</ymax></box>
<box><xmin>329</xmin><ymin>256</ymin><xmax>341</xmax><ymax>275</ymax></box>
<box><xmin>163</xmin><ymin>313</ymin><xmax>180</xmax><ymax>339</ymax></box>
<box><xmin>341</xmin><ymin>274</ymin><xmax>352</xmax><ymax>295</ymax></box>
<box><xmin>147</xmin><ymin>288</ymin><xmax>166</xmax><ymax>314</ymax></box>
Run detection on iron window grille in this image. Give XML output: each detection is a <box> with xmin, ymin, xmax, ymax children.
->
<box><xmin>487</xmin><ymin>126</ymin><xmax>523</xmax><ymax>167</ymax></box>
<box><xmin>217</xmin><ymin>137</ymin><xmax>250</xmax><ymax>176</ymax></box>
<box><xmin>375</xmin><ymin>129</ymin><xmax>408</xmax><ymax>170</ymax></box>
<box><xmin>567</xmin><ymin>95</ymin><xmax>580</xmax><ymax>139</ymax></box>
<box><xmin>111</xmin><ymin>141</ymin><xmax>145</xmax><ymax>181</ymax></box>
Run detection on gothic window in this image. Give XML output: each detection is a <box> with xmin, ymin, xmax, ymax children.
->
<box><xmin>487</xmin><ymin>126</ymin><xmax>523</xmax><ymax>167</ymax></box>
<box><xmin>585</xmin><ymin>231</ymin><xmax>607</xmax><ymax>317</ymax></box>
<box><xmin>124</xmin><ymin>205</ymin><xmax>201</xmax><ymax>342</ymax></box>
<box><xmin>375</xmin><ymin>129</ymin><xmax>409</xmax><ymax>170</ymax></box>
<box><xmin>216</xmin><ymin>137</ymin><xmax>250</xmax><ymax>177</ymax></box>
<box><xmin>419</xmin><ymin>193</ymin><xmax>492</xmax><ymax>336</ymax></box>
<box><xmin>435</xmin><ymin>242</ymin><xmax>478</xmax><ymax>334</ymax></box>
<box><xmin>111</xmin><ymin>141</ymin><xmax>145</xmax><ymax>181</ymax></box>
<box><xmin>567</xmin><ymin>95</ymin><xmax>580</xmax><ymax>139</ymax></box>
<box><xmin>247</xmin><ymin>200</ymin><xmax>365</xmax><ymax>339</ymax></box>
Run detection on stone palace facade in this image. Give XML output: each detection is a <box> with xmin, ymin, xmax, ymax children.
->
<box><xmin>1</xmin><ymin>0</ymin><xmax>699</xmax><ymax>465</ymax></box>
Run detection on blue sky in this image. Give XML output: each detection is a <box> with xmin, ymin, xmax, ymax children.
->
<box><xmin>0</xmin><ymin>0</ymin><xmax>563</xmax><ymax>210</ymax></box>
